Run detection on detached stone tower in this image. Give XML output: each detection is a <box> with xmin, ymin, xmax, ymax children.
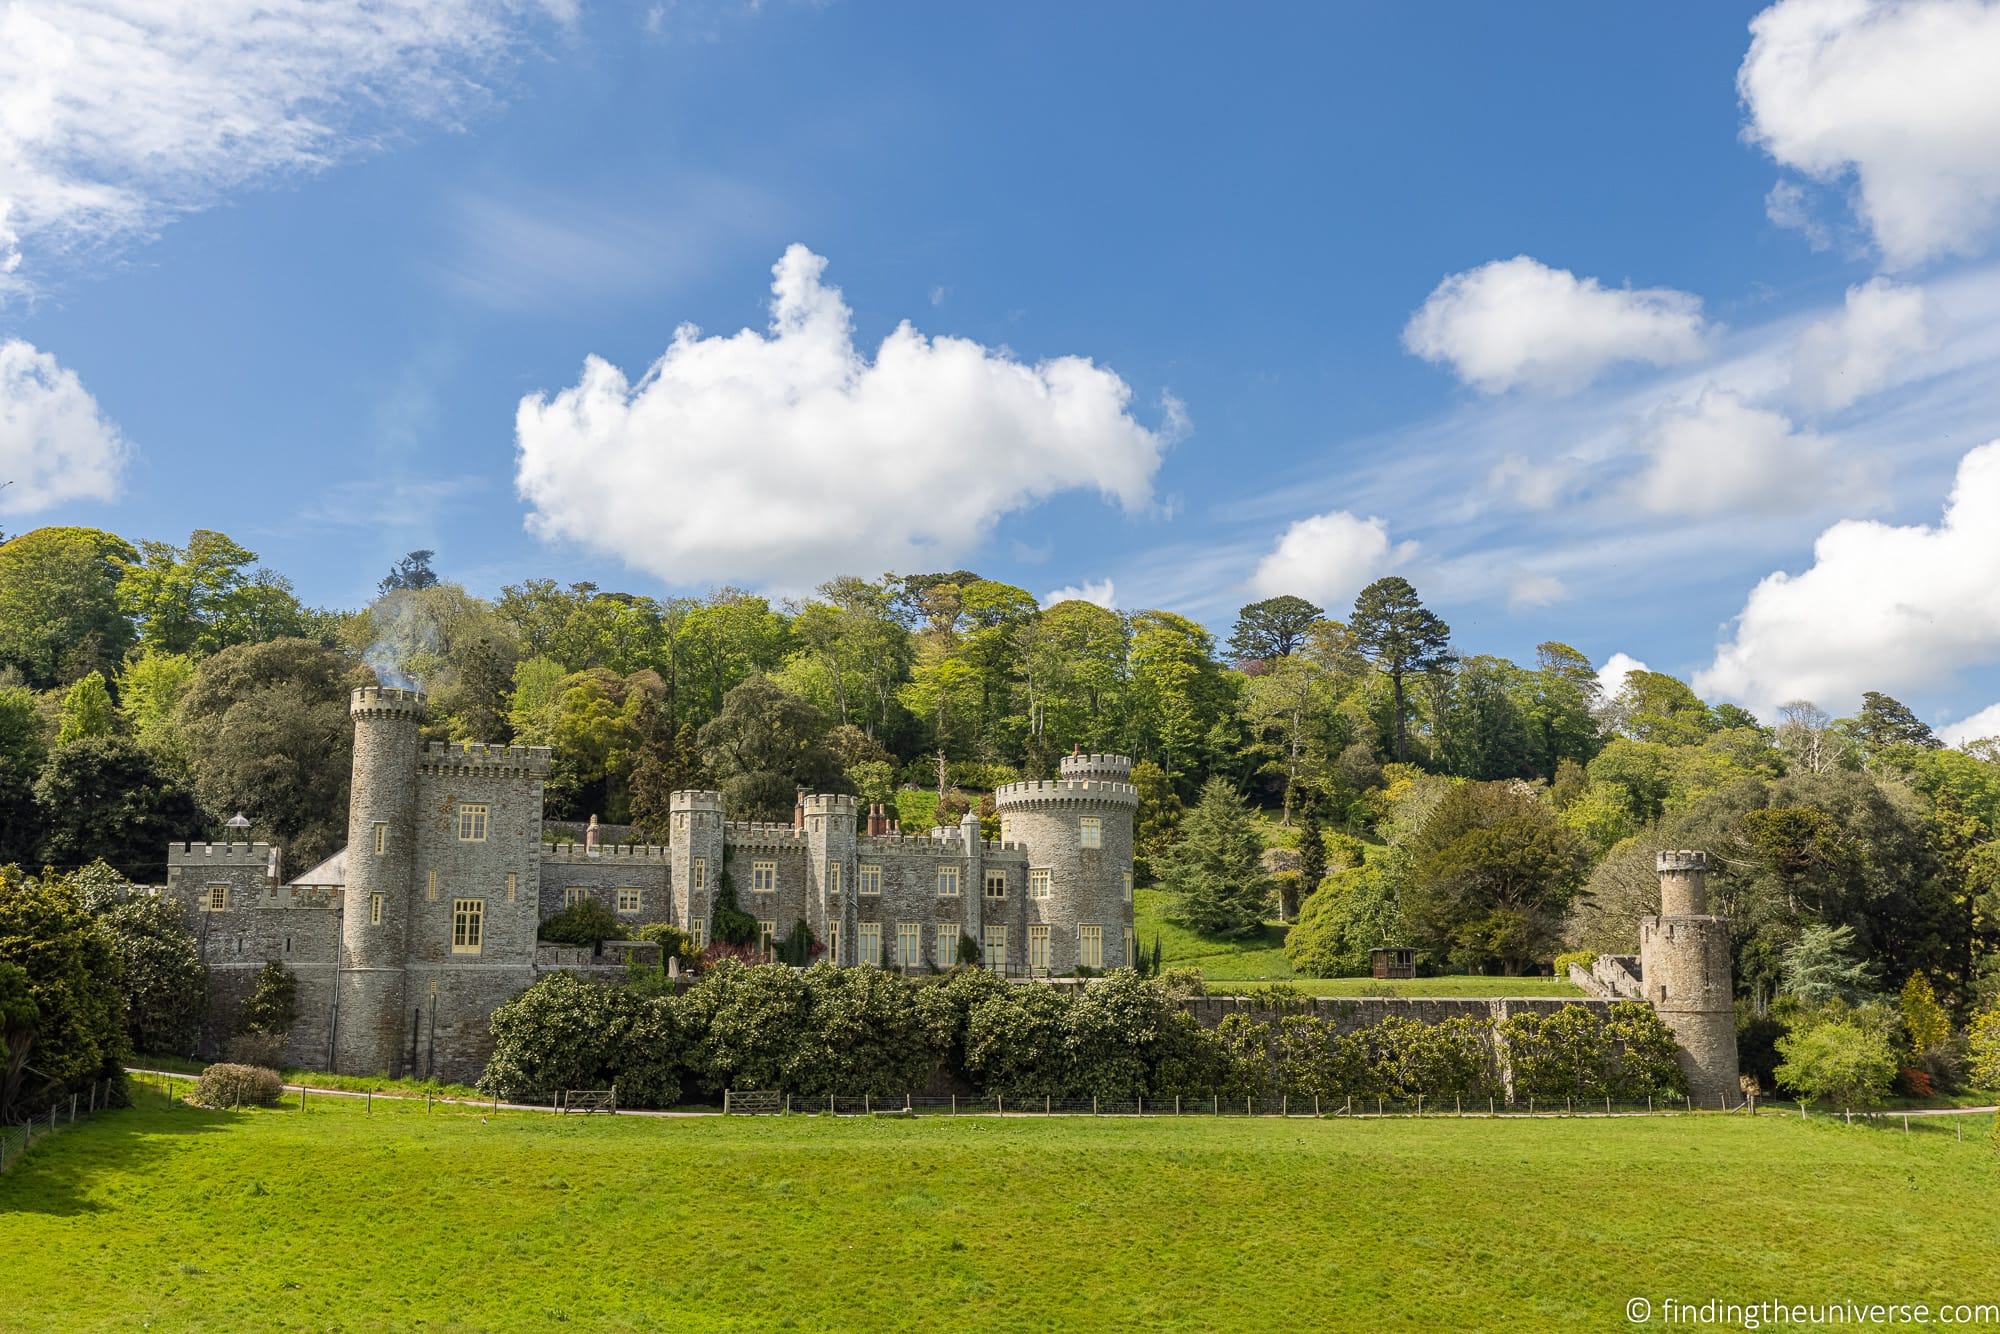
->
<box><xmin>336</xmin><ymin>686</ymin><xmax>424</xmax><ymax>1075</ymax></box>
<box><xmin>1639</xmin><ymin>850</ymin><xmax>1740</xmax><ymax>1105</ymax></box>
<box><xmin>993</xmin><ymin>753</ymin><xmax>1138</xmax><ymax>972</ymax></box>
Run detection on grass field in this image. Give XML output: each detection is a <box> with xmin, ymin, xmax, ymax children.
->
<box><xmin>3</xmin><ymin>1091</ymin><xmax>1995</xmax><ymax>1331</ymax></box>
<box><xmin>1132</xmin><ymin>888</ymin><xmax>1581</xmax><ymax>995</ymax></box>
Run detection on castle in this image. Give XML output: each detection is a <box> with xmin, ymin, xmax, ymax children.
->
<box><xmin>162</xmin><ymin>686</ymin><xmax>1139</xmax><ymax>1083</ymax></box>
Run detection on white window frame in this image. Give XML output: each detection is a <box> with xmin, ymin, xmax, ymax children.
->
<box><xmin>564</xmin><ymin>886</ymin><xmax>588</xmax><ymax>909</ymax></box>
<box><xmin>1079</xmin><ymin>924</ymin><xmax>1103</xmax><ymax>970</ymax></box>
<box><xmin>858</xmin><ymin>863</ymin><xmax>881</xmax><ymax>895</ymax></box>
<box><xmin>452</xmin><ymin>898</ymin><xmax>484</xmax><ymax>954</ymax></box>
<box><xmin>752</xmin><ymin>859</ymin><xmax>777</xmax><ymax>893</ymax></box>
<box><xmin>759</xmin><ymin>919</ymin><xmax>777</xmax><ymax>959</ymax></box>
<box><xmin>1080</xmin><ymin>815</ymin><xmax>1102</xmax><ymax>849</ymax></box>
<box><xmin>937</xmin><ymin>865</ymin><xmax>960</xmax><ymax>897</ymax></box>
<box><xmin>897</xmin><ymin>922</ymin><xmax>921</xmax><ymax>969</ymax></box>
<box><xmin>205</xmin><ymin>883</ymin><xmax>229</xmax><ymax>913</ymax></box>
<box><xmin>506</xmin><ymin>872</ymin><xmax>518</xmax><ymax>903</ymax></box>
<box><xmin>692</xmin><ymin>856</ymin><xmax>707</xmax><ymax>890</ymax></box>
<box><xmin>984</xmin><ymin>869</ymin><xmax>1006</xmax><ymax>900</ymax></box>
<box><xmin>1029</xmin><ymin>868</ymin><xmax>1052</xmax><ymax>900</ymax></box>
<box><xmin>936</xmin><ymin>923</ymin><xmax>958</xmax><ymax>967</ymax></box>
<box><xmin>369</xmin><ymin>892</ymin><xmax>383</xmax><ymax>925</ymax></box>
<box><xmin>457</xmin><ymin>803</ymin><xmax>489</xmax><ymax>842</ymax></box>
<box><xmin>858</xmin><ymin>921</ymin><xmax>882</xmax><ymax>967</ymax></box>
<box><xmin>372</xmin><ymin>822</ymin><xmax>387</xmax><ymax>855</ymax></box>
<box><xmin>427</xmin><ymin>868</ymin><xmax>438</xmax><ymax>902</ymax></box>
<box><xmin>690</xmin><ymin>920</ymin><xmax>706</xmax><ymax>952</ymax></box>
<box><xmin>1028</xmin><ymin>924</ymin><xmax>1050</xmax><ymax>973</ymax></box>
<box><xmin>1123</xmin><ymin>870</ymin><xmax>1134</xmax><ymax>903</ymax></box>
<box><xmin>827</xmin><ymin>920</ymin><xmax>841</xmax><ymax>962</ymax></box>
<box><xmin>827</xmin><ymin>861</ymin><xmax>843</xmax><ymax>895</ymax></box>
<box><xmin>982</xmin><ymin>924</ymin><xmax>1007</xmax><ymax>970</ymax></box>
<box><xmin>616</xmin><ymin>887</ymin><xmax>641</xmax><ymax>914</ymax></box>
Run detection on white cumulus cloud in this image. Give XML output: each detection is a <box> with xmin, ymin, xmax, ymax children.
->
<box><xmin>1740</xmin><ymin>0</ymin><xmax>2000</xmax><ymax>269</ymax></box>
<box><xmin>1634</xmin><ymin>389</ymin><xmax>1847</xmax><ymax>516</ymax></box>
<box><xmin>1247</xmin><ymin>511</ymin><xmax>1413</xmax><ymax>609</ymax></box>
<box><xmin>0</xmin><ymin>0</ymin><xmax>567</xmax><ymax>290</ymax></box>
<box><xmin>515</xmin><ymin>245</ymin><xmax>1175</xmax><ymax>588</ymax></box>
<box><xmin>1696</xmin><ymin>439</ymin><xmax>2000</xmax><ymax>715</ymax></box>
<box><xmin>1507</xmin><ymin>574</ymin><xmax>1567</xmax><ymax>610</ymax></box>
<box><xmin>1403</xmin><ymin>256</ymin><xmax>1709</xmax><ymax>394</ymax></box>
<box><xmin>1939</xmin><ymin>701</ymin><xmax>2000</xmax><ymax>748</ymax></box>
<box><xmin>0</xmin><ymin>338</ymin><xmax>128</xmax><ymax>512</ymax></box>
<box><xmin>1595</xmin><ymin>652</ymin><xmax>1649</xmax><ymax>702</ymax></box>
<box><xmin>1787</xmin><ymin>276</ymin><xmax>1938</xmax><ymax>413</ymax></box>
<box><xmin>1042</xmin><ymin>579</ymin><xmax>1116</xmax><ymax>610</ymax></box>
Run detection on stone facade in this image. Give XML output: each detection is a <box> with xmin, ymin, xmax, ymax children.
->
<box><xmin>157</xmin><ymin>688</ymin><xmax>1137</xmax><ymax>1083</ymax></box>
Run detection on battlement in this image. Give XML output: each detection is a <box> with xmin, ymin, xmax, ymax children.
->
<box><xmin>168</xmin><ymin>841</ymin><xmax>277</xmax><ymax>866</ymax></box>
<box><xmin>1059</xmin><ymin>752</ymin><xmax>1133</xmax><ymax>781</ymax></box>
<box><xmin>350</xmin><ymin>686</ymin><xmax>425</xmax><ymax>717</ymax></box>
<box><xmin>803</xmin><ymin>793</ymin><xmax>857</xmax><ymax>817</ymax></box>
<box><xmin>1656</xmin><ymin>849</ymin><xmax>1708</xmax><ymax>873</ymax></box>
<box><xmin>543</xmin><ymin>842</ymin><xmax>672</xmax><ymax>863</ymax></box>
<box><xmin>420</xmin><ymin>740</ymin><xmax>554</xmax><ymax>776</ymax></box>
<box><xmin>724</xmin><ymin>822</ymin><xmax>808</xmax><ymax>847</ymax></box>
<box><xmin>993</xmin><ymin>778</ymin><xmax>1139</xmax><ymax>808</ymax></box>
<box><xmin>670</xmin><ymin>789</ymin><xmax>725</xmax><ymax>812</ymax></box>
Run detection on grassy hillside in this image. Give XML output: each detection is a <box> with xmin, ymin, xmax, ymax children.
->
<box><xmin>3</xmin><ymin>1094</ymin><xmax>1994</xmax><ymax>1330</ymax></box>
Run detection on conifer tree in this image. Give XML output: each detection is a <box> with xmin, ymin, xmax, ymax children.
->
<box><xmin>1157</xmin><ymin>778</ymin><xmax>1271</xmax><ymax>938</ymax></box>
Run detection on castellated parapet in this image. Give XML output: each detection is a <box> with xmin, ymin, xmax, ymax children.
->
<box><xmin>1639</xmin><ymin>849</ymin><xmax>1741</xmax><ymax>1104</ymax></box>
<box><xmin>992</xmin><ymin>755</ymin><xmax>1138</xmax><ymax>973</ymax></box>
<box><xmin>1060</xmin><ymin>752</ymin><xmax>1134</xmax><ymax>784</ymax></box>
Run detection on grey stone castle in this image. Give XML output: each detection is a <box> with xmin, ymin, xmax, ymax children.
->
<box><xmin>162</xmin><ymin>686</ymin><xmax>1138</xmax><ymax>1082</ymax></box>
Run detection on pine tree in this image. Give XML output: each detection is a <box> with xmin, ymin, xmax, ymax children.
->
<box><xmin>1157</xmin><ymin>778</ymin><xmax>1272</xmax><ymax>938</ymax></box>
<box><xmin>1349</xmin><ymin>577</ymin><xmax>1451</xmax><ymax>763</ymax></box>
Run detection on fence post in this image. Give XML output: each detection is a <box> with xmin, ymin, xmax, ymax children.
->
<box><xmin>1212</xmin><ymin>1095</ymin><xmax>1218</xmax><ymax>1116</ymax></box>
<box><xmin>951</xmin><ymin>1094</ymin><xmax>957</xmax><ymax>1116</ymax></box>
<box><xmin>1245</xmin><ymin>1097</ymin><xmax>1252</xmax><ymax>1117</ymax></box>
<box><xmin>1903</xmin><ymin>1114</ymin><xmax>1910</xmax><ymax>1134</ymax></box>
<box><xmin>1281</xmin><ymin>1095</ymin><xmax>1287</xmax><ymax>1118</ymax></box>
<box><xmin>1647</xmin><ymin>1095</ymin><xmax>1652</xmax><ymax>1114</ymax></box>
<box><xmin>1093</xmin><ymin>1096</ymin><xmax>1099</xmax><ymax>1117</ymax></box>
<box><xmin>70</xmin><ymin>1093</ymin><xmax>78</xmax><ymax>1124</ymax></box>
<box><xmin>1416</xmin><ymin>1094</ymin><xmax>1422</xmax><ymax>1117</ymax></box>
<box><xmin>300</xmin><ymin>1086</ymin><xmax>307</xmax><ymax>1112</ymax></box>
<box><xmin>1176</xmin><ymin>1095</ymin><xmax>1181</xmax><ymax>1115</ymax></box>
<box><xmin>1314</xmin><ymin>1095</ymin><xmax>1320</xmax><ymax>1118</ymax></box>
<box><xmin>1046</xmin><ymin>1095</ymin><xmax>1051</xmax><ymax>1116</ymax></box>
<box><xmin>997</xmin><ymin>1094</ymin><xmax>1003</xmax><ymax>1115</ymax></box>
<box><xmin>367</xmin><ymin>1090</ymin><xmax>372</xmax><ymax>1116</ymax></box>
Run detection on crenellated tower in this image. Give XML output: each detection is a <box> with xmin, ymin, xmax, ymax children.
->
<box><xmin>1639</xmin><ymin>849</ymin><xmax>1741</xmax><ymax>1105</ymax></box>
<box><xmin>993</xmin><ymin>753</ymin><xmax>1137</xmax><ymax>972</ymax></box>
<box><xmin>669</xmin><ymin>789</ymin><xmax>725</xmax><ymax>951</ymax></box>
<box><xmin>335</xmin><ymin>686</ymin><xmax>424</xmax><ymax>1075</ymax></box>
<box><xmin>802</xmin><ymin>794</ymin><xmax>858</xmax><ymax>962</ymax></box>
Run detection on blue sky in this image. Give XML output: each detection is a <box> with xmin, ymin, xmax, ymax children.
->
<box><xmin>8</xmin><ymin>1</ymin><xmax>2000</xmax><ymax>735</ymax></box>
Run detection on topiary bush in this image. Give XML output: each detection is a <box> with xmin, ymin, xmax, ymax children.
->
<box><xmin>193</xmin><ymin>1062</ymin><xmax>283</xmax><ymax>1108</ymax></box>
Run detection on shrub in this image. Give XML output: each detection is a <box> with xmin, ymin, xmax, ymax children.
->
<box><xmin>225</xmin><ymin>1030</ymin><xmax>288</xmax><ymax>1068</ymax></box>
<box><xmin>193</xmin><ymin>1063</ymin><xmax>283</xmax><ymax>1108</ymax></box>
<box><xmin>239</xmin><ymin>961</ymin><xmax>298</xmax><ymax>1037</ymax></box>
<box><xmin>480</xmin><ymin>974</ymin><xmax>621</xmax><ymax>1099</ymax></box>
<box><xmin>1774</xmin><ymin>1019</ymin><xmax>1897</xmax><ymax>1109</ymax></box>
<box><xmin>1603</xmin><ymin>1001</ymin><xmax>1685</xmax><ymax>1100</ymax></box>
<box><xmin>1551</xmin><ymin>950</ymin><xmax>1596</xmax><ymax>982</ymax></box>
<box><xmin>681</xmin><ymin>959</ymin><xmax>810</xmax><ymax>1094</ymax></box>
<box><xmin>1275</xmin><ymin>1015</ymin><xmax>1366</xmax><ymax>1098</ymax></box>
<box><xmin>1969</xmin><ymin>1006</ymin><xmax>2000</xmax><ymax>1091</ymax></box>
<box><xmin>963</xmin><ymin>983</ymin><xmax>1073</xmax><ymax>1098</ymax></box>
<box><xmin>538</xmin><ymin>898</ymin><xmax>628</xmax><ymax>947</ymax></box>
<box><xmin>1498</xmin><ymin>1003</ymin><xmax>1677</xmax><ymax>1103</ymax></box>
<box><xmin>784</xmin><ymin>963</ymin><xmax>935</xmax><ymax>1096</ymax></box>
<box><xmin>633</xmin><ymin>922</ymin><xmax>702</xmax><ymax>970</ymax></box>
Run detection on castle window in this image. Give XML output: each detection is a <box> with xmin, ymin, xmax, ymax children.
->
<box><xmin>752</xmin><ymin>860</ymin><xmax>777</xmax><ymax>892</ymax></box>
<box><xmin>690</xmin><ymin>920</ymin><xmax>706</xmax><ymax>952</ymax></box>
<box><xmin>452</xmin><ymin>899</ymin><xmax>484</xmax><ymax>953</ymax></box>
<box><xmin>937</xmin><ymin>865</ymin><xmax>960</xmax><ymax>897</ymax></box>
<box><xmin>897</xmin><ymin>922</ymin><xmax>921</xmax><ymax>968</ymax></box>
<box><xmin>370</xmin><ymin>893</ymin><xmax>383</xmax><ymax>925</ymax></box>
<box><xmin>1079</xmin><ymin>924</ymin><xmax>1103</xmax><ymax>970</ymax></box>
<box><xmin>1125</xmin><ymin>928</ymin><xmax>1136</xmax><ymax>967</ymax></box>
<box><xmin>616</xmin><ymin>888</ymin><xmax>641</xmax><ymax>913</ymax></box>
<box><xmin>1029</xmin><ymin>868</ymin><xmax>1052</xmax><ymax>900</ymax></box>
<box><xmin>692</xmin><ymin>856</ymin><xmax>707</xmax><ymax>890</ymax></box>
<box><xmin>999</xmin><ymin>817</ymin><xmax>1012</xmax><ymax>844</ymax></box>
<box><xmin>984</xmin><ymin>870</ymin><xmax>1006</xmax><ymax>900</ymax></box>
<box><xmin>759</xmin><ymin>920</ymin><xmax>777</xmax><ymax>960</ymax></box>
<box><xmin>427</xmin><ymin>869</ymin><xmax>438</xmax><ymax>901</ymax></box>
<box><xmin>1123</xmin><ymin>870</ymin><xmax>1133</xmax><ymax>903</ymax></box>
<box><xmin>827</xmin><ymin>861</ymin><xmax>843</xmax><ymax>895</ymax></box>
<box><xmin>506</xmin><ymin>872</ymin><xmax>517</xmax><ymax>903</ymax></box>
<box><xmin>457</xmin><ymin>803</ymin><xmax>489</xmax><ymax>842</ymax></box>
<box><xmin>205</xmin><ymin>884</ymin><xmax>229</xmax><ymax>912</ymax></box>
<box><xmin>372</xmin><ymin>822</ymin><xmax>387</xmax><ymax>855</ymax></box>
<box><xmin>1080</xmin><ymin>816</ymin><xmax>1102</xmax><ymax>850</ymax></box>
<box><xmin>827</xmin><ymin>920</ymin><xmax>841</xmax><ymax>962</ymax></box>
<box><xmin>858</xmin><ymin>863</ymin><xmax>880</xmax><ymax>895</ymax></box>
<box><xmin>935</xmin><ymin>924</ymin><xmax>957</xmax><ymax>966</ymax></box>
<box><xmin>564</xmin><ymin>886</ymin><xmax>587</xmax><ymax>909</ymax></box>
<box><xmin>858</xmin><ymin>921</ymin><xmax>882</xmax><ymax>966</ymax></box>
<box><xmin>1029</xmin><ymin>924</ymin><xmax>1050</xmax><ymax>973</ymax></box>
<box><xmin>982</xmin><ymin>925</ymin><xmax>1007</xmax><ymax>970</ymax></box>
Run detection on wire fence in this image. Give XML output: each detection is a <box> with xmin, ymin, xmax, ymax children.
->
<box><xmin>0</xmin><ymin>1077</ymin><xmax>124</xmax><ymax>1175</ymax></box>
<box><xmin>727</xmin><ymin>1092</ymin><xmax>1774</xmax><ymax>1118</ymax></box>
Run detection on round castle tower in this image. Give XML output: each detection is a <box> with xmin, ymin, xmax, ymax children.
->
<box><xmin>1639</xmin><ymin>850</ymin><xmax>1741</xmax><ymax>1105</ymax></box>
<box><xmin>335</xmin><ymin>686</ymin><xmax>424</xmax><ymax>1075</ymax></box>
<box><xmin>993</xmin><ymin>753</ymin><xmax>1137</xmax><ymax>971</ymax></box>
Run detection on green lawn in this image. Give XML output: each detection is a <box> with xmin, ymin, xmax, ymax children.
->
<box><xmin>1132</xmin><ymin>888</ymin><xmax>1580</xmax><ymax>995</ymax></box>
<box><xmin>3</xmin><ymin>1092</ymin><xmax>1995</xmax><ymax>1331</ymax></box>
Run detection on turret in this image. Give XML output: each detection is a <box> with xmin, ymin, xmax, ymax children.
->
<box><xmin>803</xmin><ymin>794</ymin><xmax>858</xmax><ymax>964</ymax></box>
<box><xmin>335</xmin><ymin>686</ymin><xmax>424</xmax><ymax>1075</ymax></box>
<box><xmin>669</xmin><ymin>790</ymin><xmax>725</xmax><ymax>952</ymax></box>
<box><xmin>1639</xmin><ymin>849</ymin><xmax>1741</xmax><ymax>1105</ymax></box>
<box><xmin>993</xmin><ymin>755</ymin><xmax>1138</xmax><ymax>973</ymax></box>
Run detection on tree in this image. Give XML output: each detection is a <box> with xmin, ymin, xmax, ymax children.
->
<box><xmin>0</xmin><ymin>866</ymin><xmax>127</xmax><ymax>1119</ymax></box>
<box><xmin>1128</xmin><ymin>611</ymin><xmax>1238</xmax><ymax>783</ymax></box>
<box><xmin>55</xmin><ymin>669</ymin><xmax>117</xmax><ymax>745</ymax></box>
<box><xmin>379</xmin><ymin>549</ymin><xmax>440</xmax><ymax>595</ymax></box>
<box><xmin>1852</xmin><ymin>691</ymin><xmax>1941</xmax><ymax>756</ymax></box>
<box><xmin>1775</xmin><ymin>700</ymin><xmax>1847</xmax><ymax>775</ymax></box>
<box><xmin>1778</xmin><ymin>924</ymin><xmax>1878</xmax><ymax>1005</ymax></box>
<box><xmin>1774</xmin><ymin>1019</ymin><xmax>1895</xmax><ymax>1108</ymax></box>
<box><xmin>1898</xmin><ymin>972</ymin><xmax>1952</xmax><ymax>1070</ymax></box>
<box><xmin>117</xmin><ymin>649</ymin><xmax>197</xmax><ymax>772</ymax></box>
<box><xmin>1155</xmin><ymin>778</ymin><xmax>1271</xmax><ymax>938</ymax></box>
<box><xmin>343</xmin><ymin>584</ymin><xmax>519</xmax><ymax>741</ymax></box>
<box><xmin>1968</xmin><ymin>1006</ymin><xmax>2000</xmax><ymax>1090</ymax></box>
<box><xmin>1349</xmin><ymin>577</ymin><xmax>1451</xmax><ymax>763</ymax></box>
<box><xmin>1227</xmin><ymin>595</ymin><xmax>1324</xmax><ymax>664</ymax></box>
<box><xmin>94</xmin><ymin>885</ymin><xmax>207</xmax><ymax>1057</ymax></box>
<box><xmin>239</xmin><ymin>961</ymin><xmax>299</xmax><ymax>1038</ymax></box>
<box><xmin>119</xmin><ymin>529</ymin><xmax>305</xmax><ymax>656</ymax></box>
<box><xmin>179</xmin><ymin>638</ymin><xmax>360</xmax><ymax>874</ymax></box>
<box><xmin>34</xmin><ymin>738</ymin><xmax>205</xmax><ymax>882</ymax></box>
<box><xmin>0</xmin><ymin>526</ymin><xmax>136</xmax><ymax>686</ymax></box>
<box><xmin>697</xmin><ymin>676</ymin><xmax>845</xmax><ymax>822</ymax></box>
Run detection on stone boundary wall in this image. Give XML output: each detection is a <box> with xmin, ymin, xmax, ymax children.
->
<box><xmin>1180</xmin><ymin>994</ymin><xmax>1621</xmax><ymax>1032</ymax></box>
